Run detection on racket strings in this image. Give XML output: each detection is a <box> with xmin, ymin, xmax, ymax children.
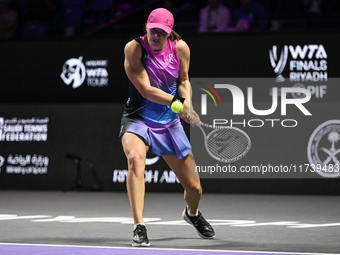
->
<box><xmin>206</xmin><ymin>129</ymin><xmax>249</xmax><ymax>160</ymax></box>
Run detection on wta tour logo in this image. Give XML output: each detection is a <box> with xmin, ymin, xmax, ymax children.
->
<box><xmin>60</xmin><ymin>56</ymin><xmax>109</xmax><ymax>89</ymax></box>
<box><xmin>269</xmin><ymin>45</ymin><xmax>327</xmax><ymax>83</ymax></box>
<box><xmin>60</xmin><ymin>57</ymin><xmax>86</xmax><ymax>89</ymax></box>
<box><xmin>308</xmin><ymin>120</ymin><xmax>340</xmax><ymax>178</ymax></box>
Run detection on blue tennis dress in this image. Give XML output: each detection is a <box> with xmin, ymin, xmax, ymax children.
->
<box><xmin>119</xmin><ymin>36</ymin><xmax>191</xmax><ymax>159</ymax></box>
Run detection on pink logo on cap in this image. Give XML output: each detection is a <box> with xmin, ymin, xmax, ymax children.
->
<box><xmin>146</xmin><ymin>8</ymin><xmax>174</xmax><ymax>34</ymax></box>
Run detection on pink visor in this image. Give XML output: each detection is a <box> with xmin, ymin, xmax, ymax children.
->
<box><xmin>146</xmin><ymin>8</ymin><xmax>174</xmax><ymax>34</ymax></box>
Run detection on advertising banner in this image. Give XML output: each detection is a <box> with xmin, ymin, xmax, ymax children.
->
<box><xmin>190</xmin><ymin>78</ymin><xmax>340</xmax><ymax>179</ymax></box>
<box><xmin>0</xmin><ymin>104</ymin><xmax>182</xmax><ymax>191</ymax></box>
<box><xmin>0</xmin><ymin>31</ymin><xmax>339</xmax><ymax>193</ymax></box>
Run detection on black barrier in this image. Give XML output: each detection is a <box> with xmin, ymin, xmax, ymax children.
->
<box><xmin>0</xmin><ymin>104</ymin><xmax>183</xmax><ymax>192</ymax></box>
<box><xmin>0</xmin><ymin>31</ymin><xmax>339</xmax><ymax>194</ymax></box>
<box><xmin>0</xmin><ymin>39</ymin><xmax>126</xmax><ymax>104</ymax></box>
<box><xmin>1</xmin><ymin>31</ymin><xmax>338</xmax><ymax>104</ymax></box>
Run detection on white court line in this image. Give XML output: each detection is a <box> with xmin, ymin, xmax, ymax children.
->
<box><xmin>0</xmin><ymin>215</ymin><xmax>50</xmax><ymax>221</ymax></box>
<box><xmin>0</xmin><ymin>243</ymin><xmax>339</xmax><ymax>255</ymax></box>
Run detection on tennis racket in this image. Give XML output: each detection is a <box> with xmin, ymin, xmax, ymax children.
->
<box><xmin>196</xmin><ymin>121</ymin><xmax>251</xmax><ymax>163</ymax></box>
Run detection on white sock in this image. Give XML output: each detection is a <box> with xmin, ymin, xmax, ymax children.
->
<box><xmin>187</xmin><ymin>206</ymin><xmax>198</xmax><ymax>217</ymax></box>
<box><xmin>133</xmin><ymin>223</ymin><xmax>146</xmax><ymax>230</ymax></box>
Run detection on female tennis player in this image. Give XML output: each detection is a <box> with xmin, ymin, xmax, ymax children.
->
<box><xmin>119</xmin><ymin>8</ymin><xmax>215</xmax><ymax>246</ymax></box>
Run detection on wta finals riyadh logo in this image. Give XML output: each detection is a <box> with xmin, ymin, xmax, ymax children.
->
<box><xmin>60</xmin><ymin>56</ymin><xmax>86</xmax><ymax>89</ymax></box>
<box><xmin>269</xmin><ymin>45</ymin><xmax>288</xmax><ymax>83</ymax></box>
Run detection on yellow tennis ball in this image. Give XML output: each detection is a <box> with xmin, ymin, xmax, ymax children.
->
<box><xmin>171</xmin><ymin>101</ymin><xmax>183</xmax><ymax>113</ymax></box>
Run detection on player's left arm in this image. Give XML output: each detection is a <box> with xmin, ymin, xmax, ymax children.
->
<box><xmin>176</xmin><ymin>39</ymin><xmax>200</xmax><ymax>126</ymax></box>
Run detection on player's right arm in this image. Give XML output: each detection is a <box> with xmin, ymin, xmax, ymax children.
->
<box><xmin>124</xmin><ymin>40</ymin><xmax>174</xmax><ymax>105</ymax></box>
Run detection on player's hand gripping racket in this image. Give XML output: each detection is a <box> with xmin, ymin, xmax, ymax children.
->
<box><xmin>196</xmin><ymin>121</ymin><xmax>251</xmax><ymax>163</ymax></box>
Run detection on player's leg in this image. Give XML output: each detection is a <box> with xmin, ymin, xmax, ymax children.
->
<box><xmin>121</xmin><ymin>132</ymin><xmax>148</xmax><ymax>224</ymax></box>
<box><xmin>121</xmin><ymin>132</ymin><xmax>150</xmax><ymax>246</ymax></box>
<box><xmin>162</xmin><ymin>152</ymin><xmax>201</xmax><ymax>214</ymax></box>
<box><xmin>162</xmin><ymin>152</ymin><xmax>215</xmax><ymax>238</ymax></box>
